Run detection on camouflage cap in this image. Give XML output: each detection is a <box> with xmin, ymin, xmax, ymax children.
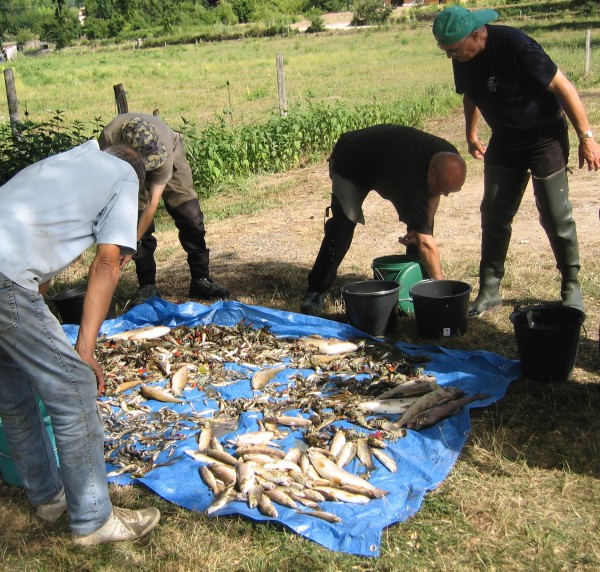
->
<box><xmin>121</xmin><ymin>117</ymin><xmax>168</xmax><ymax>171</ymax></box>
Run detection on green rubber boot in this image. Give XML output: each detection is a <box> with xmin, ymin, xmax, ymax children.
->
<box><xmin>469</xmin><ymin>165</ymin><xmax>530</xmax><ymax>318</ymax></box>
<box><xmin>533</xmin><ymin>169</ymin><xmax>584</xmax><ymax>312</ymax></box>
<box><xmin>469</xmin><ymin>268</ymin><xmax>502</xmax><ymax>318</ymax></box>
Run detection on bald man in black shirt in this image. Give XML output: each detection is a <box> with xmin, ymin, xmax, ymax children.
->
<box><xmin>301</xmin><ymin>124</ymin><xmax>466</xmax><ymax>316</ymax></box>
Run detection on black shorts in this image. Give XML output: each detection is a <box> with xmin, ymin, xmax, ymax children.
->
<box><xmin>485</xmin><ymin>117</ymin><xmax>569</xmax><ymax>178</ymax></box>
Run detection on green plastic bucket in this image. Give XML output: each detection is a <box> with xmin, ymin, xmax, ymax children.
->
<box><xmin>0</xmin><ymin>398</ymin><xmax>58</xmax><ymax>487</ymax></box>
<box><xmin>372</xmin><ymin>255</ymin><xmax>426</xmax><ymax>315</ymax></box>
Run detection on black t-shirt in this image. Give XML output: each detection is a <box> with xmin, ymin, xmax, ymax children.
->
<box><xmin>452</xmin><ymin>25</ymin><xmax>560</xmax><ymax>137</ymax></box>
<box><xmin>330</xmin><ymin>124</ymin><xmax>458</xmax><ymax>234</ymax></box>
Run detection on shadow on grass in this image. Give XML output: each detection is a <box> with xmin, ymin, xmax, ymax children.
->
<box><xmin>467</xmin><ymin>377</ymin><xmax>600</xmax><ymax>478</ymax></box>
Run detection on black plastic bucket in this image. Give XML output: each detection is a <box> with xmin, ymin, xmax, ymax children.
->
<box><xmin>50</xmin><ymin>284</ymin><xmax>116</xmax><ymax>325</ymax></box>
<box><xmin>409</xmin><ymin>280</ymin><xmax>472</xmax><ymax>338</ymax></box>
<box><xmin>509</xmin><ymin>304</ymin><xmax>585</xmax><ymax>383</ymax></box>
<box><xmin>341</xmin><ymin>280</ymin><xmax>400</xmax><ymax>337</ymax></box>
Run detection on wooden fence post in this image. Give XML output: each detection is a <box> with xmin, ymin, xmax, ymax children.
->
<box><xmin>4</xmin><ymin>68</ymin><xmax>19</xmax><ymax>135</ymax></box>
<box><xmin>276</xmin><ymin>53</ymin><xmax>288</xmax><ymax>117</ymax></box>
<box><xmin>584</xmin><ymin>29</ymin><xmax>591</xmax><ymax>76</ymax></box>
<box><xmin>113</xmin><ymin>83</ymin><xmax>129</xmax><ymax>114</ymax></box>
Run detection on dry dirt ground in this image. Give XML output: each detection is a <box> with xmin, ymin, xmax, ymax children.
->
<box><xmin>140</xmin><ymin>93</ymin><xmax>600</xmax><ymax>380</ymax></box>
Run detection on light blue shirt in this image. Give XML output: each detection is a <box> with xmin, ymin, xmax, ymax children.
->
<box><xmin>0</xmin><ymin>140</ymin><xmax>139</xmax><ymax>290</ymax></box>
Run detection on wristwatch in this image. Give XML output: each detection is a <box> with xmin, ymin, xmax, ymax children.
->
<box><xmin>578</xmin><ymin>129</ymin><xmax>593</xmax><ymax>140</ymax></box>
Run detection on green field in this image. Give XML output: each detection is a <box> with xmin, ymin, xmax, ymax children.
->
<box><xmin>3</xmin><ymin>16</ymin><xmax>597</xmax><ymax>131</ymax></box>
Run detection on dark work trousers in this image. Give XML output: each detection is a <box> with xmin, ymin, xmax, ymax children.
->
<box><xmin>134</xmin><ymin>198</ymin><xmax>210</xmax><ymax>287</ymax></box>
<box><xmin>480</xmin><ymin>118</ymin><xmax>576</xmax><ymax>286</ymax></box>
<box><xmin>307</xmin><ymin>195</ymin><xmax>358</xmax><ymax>293</ymax></box>
<box><xmin>307</xmin><ymin>195</ymin><xmax>420</xmax><ymax>293</ymax></box>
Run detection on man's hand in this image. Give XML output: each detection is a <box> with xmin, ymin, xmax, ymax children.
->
<box><xmin>578</xmin><ymin>137</ymin><xmax>600</xmax><ymax>171</ymax></box>
<box><xmin>398</xmin><ymin>230</ymin><xmax>417</xmax><ymax>246</ymax></box>
<box><xmin>119</xmin><ymin>254</ymin><xmax>133</xmax><ymax>269</ymax></box>
<box><xmin>76</xmin><ymin>352</ymin><xmax>106</xmax><ymax>396</ymax></box>
<box><xmin>467</xmin><ymin>137</ymin><xmax>486</xmax><ymax>160</ymax></box>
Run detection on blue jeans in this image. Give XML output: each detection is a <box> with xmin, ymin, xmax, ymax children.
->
<box><xmin>0</xmin><ymin>274</ymin><xmax>112</xmax><ymax>534</ymax></box>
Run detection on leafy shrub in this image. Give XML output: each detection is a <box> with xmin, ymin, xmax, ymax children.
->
<box><xmin>0</xmin><ymin>95</ymin><xmax>458</xmax><ymax>194</ymax></box>
<box><xmin>305</xmin><ymin>10</ymin><xmax>326</xmax><ymax>33</ymax></box>
<box><xmin>351</xmin><ymin>0</ymin><xmax>392</xmax><ymax>26</ymax></box>
<box><xmin>178</xmin><ymin>95</ymin><xmax>455</xmax><ymax>195</ymax></box>
<box><xmin>0</xmin><ymin>112</ymin><xmax>103</xmax><ymax>185</ymax></box>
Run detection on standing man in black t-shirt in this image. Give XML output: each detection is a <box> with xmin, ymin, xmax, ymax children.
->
<box><xmin>301</xmin><ymin>124</ymin><xmax>467</xmax><ymax>315</ymax></box>
<box><xmin>433</xmin><ymin>7</ymin><xmax>600</xmax><ymax>318</ymax></box>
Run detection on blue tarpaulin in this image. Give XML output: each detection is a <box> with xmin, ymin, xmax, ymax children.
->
<box><xmin>64</xmin><ymin>298</ymin><xmax>520</xmax><ymax>557</ymax></box>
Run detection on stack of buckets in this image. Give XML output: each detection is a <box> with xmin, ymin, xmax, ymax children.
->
<box><xmin>0</xmin><ymin>397</ymin><xmax>58</xmax><ymax>486</ymax></box>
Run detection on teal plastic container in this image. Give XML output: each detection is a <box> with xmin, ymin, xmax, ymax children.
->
<box><xmin>372</xmin><ymin>255</ymin><xmax>426</xmax><ymax>315</ymax></box>
<box><xmin>0</xmin><ymin>399</ymin><xmax>58</xmax><ymax>487</ymax></box>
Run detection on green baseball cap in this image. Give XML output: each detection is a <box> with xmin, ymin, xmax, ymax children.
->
<box><xmin>121</xmin><ymin>117</ymin><xmax>168</xmax><ymax>171</ymax></box>
<box><xmin>433</xmin><ymin>6</ymin><xmax>498</xmax><ymax>46</ymax></box>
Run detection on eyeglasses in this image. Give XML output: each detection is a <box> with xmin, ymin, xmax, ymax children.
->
<box><xmin>437</xmin><ymin>34</ymin><xmax>471</xmax><ymax>57</ymax></box>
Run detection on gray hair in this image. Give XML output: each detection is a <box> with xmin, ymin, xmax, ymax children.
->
<box><xmin>103</xmin><ymin>144</ymin><xmax>146</xmax><ymax>191</ymax></box>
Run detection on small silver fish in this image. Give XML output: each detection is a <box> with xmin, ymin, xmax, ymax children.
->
<box><xmin>257</xmin><ymin>493</ymin><xmax>278</xmax><ymax>518</ymax></box>
<box><xmin>206</xmin><ymin>486</ymin><xmax>237</xmax><ymax>515</ymax></box>
<box><xmin>371</xmin><ymin>448</ymin><xmax>397</xmax><ymax>473</ymax></box>
<box><xmin>296</xmin><ymin>509</ymin><xmax>342</xmax><ymax>523</ymax></box>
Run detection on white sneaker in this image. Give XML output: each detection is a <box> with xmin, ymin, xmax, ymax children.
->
<box><xmin>72</xmin><ymin>506</ymin><xmax>160</xmax><ymax>546</ymax></box>
<box><xmin>36</xmin><ymin>489</ymin><xmax>67</xmax><ymax>522</ymax></box>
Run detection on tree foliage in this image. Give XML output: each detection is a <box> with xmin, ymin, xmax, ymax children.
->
<box><xmin>0</xmin><ymin>0</ymin><xmax>318</xmax><ymax>45</ymax></box>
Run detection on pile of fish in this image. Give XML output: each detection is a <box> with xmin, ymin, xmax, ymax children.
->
<box><xmin>187</xmin><ymin>424</ymin><xmax>396</xmax><ymax>521</ymax></box>
<box><xmin>95</xmin><ymin>322</ymin><xmax>486</xmax><ymax>520</ymax></box>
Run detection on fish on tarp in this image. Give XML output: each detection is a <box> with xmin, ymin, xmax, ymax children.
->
<box><xmin>329</xmin><ymin>430</ymin><xmax>346</xmax><ymax>458</ymax></box>
<box><xmin>140</xmin><ymin>384</ymin><xmax>184</xmax><ymax>404</ymax></box>
<box><xmin>296</xmin><ymin>336</ymin><xmax>359</xmax><ymax>356</ymax></box>
<box><xmin>198</xmin><ymin>465</ymin><xmax>222</xmax><ymax>495</ymax></box>
<box><xmin>263</xmin><ymin>488</ymin><xmax>298</xmax><ymax>509</ymax></box>
<box><xmin>312</xmin><ymin>486</ymin><xmax>371</xmax><ymax>504</ymax></box>
<box><xmin>307</xmin><ymin>449</ymin><xmax>387</xmax><ymax>498</ymax></box>
<box><xmin>236</xmin><ymin>461</ymin><xmax>256</xmax><ymax>495</ymax></box>
<box><xmin>296</xmin><ymin>509</ymin><xmax>342</xmax><ymax>524</ymax></box>
<box><xmin>251</xmin><ymin>365</ymin><xmax>287</xmax><ymax>390</ymax></box>
<box><xmin>114</xmin><ymin>379</ymin><xmax>147</xmax><ymax>395</ymax></box>
<box><xmin>376</xmin><ymin>377</ymin><xmax>440</xmax><ymax>399</ymax></box>
<box><xmin>406</xmin><ymin>393</ymin><xmax>487</xmax><ymax>431</ymax></box>
<box><xmin>355</xmin><ymin>439</ymin><xmax>374</xmax><ymax>471</ymax></box>
<box><xmin>197</xmin><ymin>426</ymin><xmax>214</xmax><ymax>451</ymax></box>
<box><xmin>385</xmin><ymin>386</ymin><xmax>464</xmax><ymax>429</ymax></box>
<box><xmin>246</xmin><ymin>484</ymin><xmax>263</xmax><ymax>509</ymax></box>
<box><xmin>230</xmin><ymin>430</ymin><xmax>276</xmax><ymax>446</ymax></box>
<box><xmin>257</xmin><ymin>492</ymin><xmax>278</xmax><ymax>518</ymax></box>
<box><xmin>357</xmin><ymin>396</ymin><xmax>419</xmax><ymax>414</ymax></box>
<box><xmin>335</xmin><ymin>441</ymin><xmax>357</xmax><ymax>468</ymax></box>
<box><xmin>170</xmin><ymin>365</ymin><xmax>189</xmax><ymax>397</ymax></box>
<box><xmin>235</xmin><ymin>444</ymin><xmax>287</xmax><ymax>460</ymax></box>
<box><xmin>204</xmin><ymin>449</ymin><xmax>239</xmax><ymax>467</ymax></box>
<box><xmin>262</xmin><ymin>415</ymin><xmax>312</xmax><ymax>428</ymax></box>
<box><xmin>371</xmin><ymin>448</ymin><xmax>397</xmax><ymax>473</ymax></box>
<box><xmin>106</xmin><ymin>325</ymin><xmax>171</xmax><ymax>341</ymax></box>
<box><xmin>206</xmin><ymin>486</ymin><xmax>237</xmax><ymax>515</ymax></box>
